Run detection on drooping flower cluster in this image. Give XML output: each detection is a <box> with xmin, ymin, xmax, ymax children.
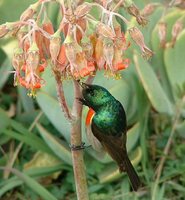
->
<box><xmin>0</xmin><ymin>0</ymin><xmax>151</xmax><ymax>96</ymax></box>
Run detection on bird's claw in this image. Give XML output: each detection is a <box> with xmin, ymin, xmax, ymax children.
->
<box><xmin>69</xmin><ymin>142</ymin><xmax>91</xmax><ymax>151</ymax></box>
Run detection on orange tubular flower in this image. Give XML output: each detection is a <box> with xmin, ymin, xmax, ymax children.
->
<box><xmin>12</xmin><ymin>48</ymin><xmax>25</xmax><ymax>86</ymax></box>
<box><xmin>57</xmin><ymin>45</ymin><xmax>68</xmax><ymax>71</ymax></box>
<box><xmin>95</xmin><ymin>37</ymin><xmax>105</xmax><ymax>70</ymax></box>
<box><xmin>73</xmin><ymin>51</ymin><xmax>88</xmax><ymax>78</ymax></box>
<box><xmin>42</xmin><ymin>18</ymin><xmax>54</xmax><ymax>56</ymax></box>
<box><xmin>35</xmin><ymin>31</ymin><xmax>44</xmax><ymax>59</ymax></box>
<box><xmin>0</xmin><ymin>24</ymin><xmax>9</xmax><ymax>38</ymax></box>
<box><xmin>16</xmin><ymin>42</ymin><xmax>46</xmax><ymax>96</ymax></box>
<box><xmin>103</xmin><ymin>38</ymin><xmax>114</xmax><ymax>71</ymax></box>
<box><xmin>50</xmin><ymin>30</ymin><xmax>61</xmax><ymax>64</ymax></box>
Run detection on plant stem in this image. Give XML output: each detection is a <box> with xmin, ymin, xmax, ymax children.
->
<box><xmin>53</xmin><ymin>70</ymin><xmax>73</xmax><ymax>121</ymax></box>
<box><xmin>71</xmin><ymin>80</ymin><xmax>89</xmax><ymax>200</ymax></box>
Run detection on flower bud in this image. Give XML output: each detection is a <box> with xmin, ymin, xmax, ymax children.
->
<box><xmin>0</xmin><ymin>22</ymin><xmax>19</xmax><ymax>38</ymax></box>
<box><xmin>103</xmin><ymin>38</ymin><xmax>114</xmax><ymax>71</ymax></box>
<box><xmin>75</xmin><ymin>3</ymin><xmax>92</xmax><ymax>18</ymax></box>
<box><xmin>12</xmin><ymin>48</ymin><xmax>24</xmax><ymax>70</ymax></box>
<box><xmin>12</xmin><ymin>48</ymin><xmax>24</xmax><ymax>86</ymax></box>
<box><xmin>158</xmin><ymin>22</ymin><xmax>167</xmax><ymax>48</ymax></box>
<box><xmin>95</xmin><ymin>37</ymin><xmax>105</xmax><ymax>69</ymax></box>
<box><xmin>64</xmin><ymin>35</ymin><xmax>78</xmax><ymax>65</ymax></box>
<box><xmin>50</xmin><ymin>30</ymin><xmax>61</xmax><ymax>64</ymax></box>
<box><xmin>57</xmin><ymin>45</ymin><xmax>68</xmax><ymax>69</ymax></box>
<box><xmin>126</xmin><ymin>3</ymin><xmax>147</xmax><ymax>26</ymax></box>
<box><xmin>129</xmin><ymin>27</ymin><xmax>153</xmax><ymax>59</ymax></box>
<box><xmin>42</xmin><ymin>17</ymin><xmax>54</xmax><ymax>56</ymax></box>
<box><xmin>81</xmin><ymin>36</ymin><xmax>93</xmax><ymax>60</ymax></box>
<box><xmin>0</xmin><ymin>24</ymin><xmax>9</xmax><ymax>38</ymax></box>
<box><xmin>35</xmin><ymin>31</ymin><xmax>44</xmax><ymax>59</ymax></box>
<box><xmin>20</xmin><ymin>1</ymin><xmax>40</xmax><ymax>21</ymax></box>
<box><xmin>96</xmin><ymin>23</ymin><xmax>115</xmax><ymax>39</ymax></box>
<box><xmin>26</xmin><ymin>43</ymin><xmax>40</xmax><ymax>71</ymax></box>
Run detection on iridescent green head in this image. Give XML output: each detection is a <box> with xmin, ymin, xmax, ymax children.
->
<box><xmin>81</xmin><ymin>83</ymin><xmax>114</xmax><ymax>110</ymax></box>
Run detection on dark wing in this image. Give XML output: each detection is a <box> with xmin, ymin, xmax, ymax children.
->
<box><xmin>91</xmin><ymin>121</ymin><xmax>141</xmax><ymax>191</ymax></box>
<box><xmin>91</xmin><ymin>121</ymin><xmax>126</xmax><ymax>165</ymax></box>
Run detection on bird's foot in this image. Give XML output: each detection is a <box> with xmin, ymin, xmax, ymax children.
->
<box><xmin>69</xmin><ymin>142</ymin><xmax>91</xmax><ymax>151</ymax></box>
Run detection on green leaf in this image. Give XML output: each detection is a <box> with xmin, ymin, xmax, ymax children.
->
<box><xmin>126</xmin><ymin>123</ymin><xmax>140</xmax><ymax>153</ymax></box>
<box><xmin>134</xmin><ymin>54</ymin><xmax>174</xmax><ymax>115</ymax></box>
<box><xmin>36</xmin><ymin>123</ymin><xmax>72</xmax><ymax>165</ymax></box>
<box><xmin>18</xmin><ymin>87</ymin><xmax>35</xmax><ymax>113</ymax></box>
<box><xmin>151</xmin><ymin>9</ymin><xmax>184</xmax><ymax>100</ymax></box>
<box><xmin>177</xmin><ymin>120</ymin><xmax>185</xmax><ymax>138</ymax></box>
<box><xmin>3</xmin><ymin>129</ymin><xmax>53</xmax><ymax>154</ymax></box>
<box><xmin>164</xmin><ymin>29</ymin><xmax>185</xmax><ymax>98</ymax></box>
<box><xmin>0</xmin><ymin>164</ymin><xmax>64</xmax><ymax>189</ymax></box>
<box><xmin>0</xmin><ymin>57</ymin><xmax>12</xmax><ymax>90</ymax></box>
<box><xmin>36</xmin><ymin>91</ymin><xmax>71</xmax><ymax>141</ymax></box>
<box><xmin>0</xmin><ymin>108</ymin><xmax>11</xmax><ymax>133</ymax></box>
<box><xmin>0</xmin><ymin>167</ymin><xmax>57</xmax><ymax>200</ymax></box>
<box><xmin>0</xmin><ymin>0</ymin><xmax>36</xmax><ymax>23</ymax></box>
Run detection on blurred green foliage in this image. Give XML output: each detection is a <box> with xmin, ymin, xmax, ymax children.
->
<box><xmin>0</xmin><ymin>0</ymin><xmax>185</xmax><ymax>200</ymax></box>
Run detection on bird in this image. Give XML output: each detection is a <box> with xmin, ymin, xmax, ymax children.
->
<box><xmin>79</xmin><ymin>82</ymin><xmax>141</xmax><ymax>191</ymax></box>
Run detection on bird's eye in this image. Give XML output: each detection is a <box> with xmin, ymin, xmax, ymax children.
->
<box><xmin>88</xmin><ymin>89</ymin><xmax>94</xmax><ymax>96</ymax></box>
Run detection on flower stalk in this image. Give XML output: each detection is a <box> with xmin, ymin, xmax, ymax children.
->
<box><xmin>71</xmin><ymin>80</ymin><xmax>89</xmax><ymax>200</ymax></box>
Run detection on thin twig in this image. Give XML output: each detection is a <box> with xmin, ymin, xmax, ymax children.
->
<box><xmin>111</xmin><ymin>0</ymin><xmax>124</xmax><ymax>12</ymax></box>
<box><xmin>86</xmin><ymin>74</ymin><xmax>96</xmax><ymax>84</ymax></box>
<box><xmin>53</xmin><ymin>70</ymin><xmax>73</xmax><ymax>121</ymax></box>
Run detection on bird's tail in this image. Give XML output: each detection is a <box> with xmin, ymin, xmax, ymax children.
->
<box><xmin>120</xmin><ymin>154</ymin><xmax>141</xmax><ymax>191</ymax></box>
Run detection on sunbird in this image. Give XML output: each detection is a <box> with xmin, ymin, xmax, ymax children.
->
<box><xmin>79</xmin><ymin>82</ymin><xmax>141</xmax><ymax>191</ymax></box>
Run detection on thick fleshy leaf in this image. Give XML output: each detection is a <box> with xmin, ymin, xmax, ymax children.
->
<box><xmin>0</xmin><ymin>57</ymin><xmax>12</xmax><ymax>90</ymax></box>
<box><xmin>98</xmin><ymin>147</ymin><xmax>142</xmax><ymax>183</ymax></box>
<box><xmin>164</xmin><ymin>29</ymin><xmax>185</xmax><ymax>98</ymax></box>
<box><xmin>36</xmin><ymin>91</ymin><xmax>71</xmax><ymax>141</ymax></box>
<box><xmin>151</xmin><ymin>9</ymin><xmax>184</xmax><ymax>100</ymax></box>
<box><xmin>177</xmin><ymin>120</ymin><xmax>185</xmax><ymax>138</ymax></box>
<box><xmin>134</xmin><ymin>54</ymin><xmax>174</xmax><ymax>115</ymax></box>
<box><xmin>0</xmin><ymin>167</ymin><xmax>57</xmax><ymax>200</ymax></box>
<box><xmin>0</xmin><ymin>0</ymin><xmax>35</xmax><ymax>24</ymax></box>
<box><xmin>3</xmin><ymin>129</ymin><xmax>53</xmax><ymax>154</ymax></box>
<box><xmin>36</xmin><ymin>123</ymin><xmax>72</xmax><ymax>165</ymax></box>
<box><xmin>126</xmin><ymin>123</ymin><xmax>140</xmax><ymax>152</ymax></box>
<box><xmin>0</xmin><ymin>108</ymin><xmax>11</xmax><ymax>133</ymax></box>
<box><xmin>18</xmin><ymin>87</ymin><xmax>35</xmax><ymax>113</ymax></box>
<box><xmin>0</xmin><ymin>164</ymin><xmax>63</xmax><ymax>197</ymax></box>
<box><xmin>24</xmin><ymin>151</ymin><xmax>61</xmax><ymax>179</ymax></box>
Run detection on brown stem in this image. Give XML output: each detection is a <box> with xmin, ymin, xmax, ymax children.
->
<box><xmin>53</xmin><ymin>70</ymin><xmax>73</xmax><ymax>121</ymax></box>
<box><xmin>86</xmin><ymin>74</ymin><xmax>96</xmax><ymax>84</ymax></box>
<box><xmin>71</xmin><ymin>80</ymin><xmax>89</xmax><ymax>200</ymax></box>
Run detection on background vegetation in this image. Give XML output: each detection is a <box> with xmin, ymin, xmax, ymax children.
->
<box><xmin>0</xmin><ymin>0</ymin><xmax>185</xmax><ymax>199</ymax></box>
